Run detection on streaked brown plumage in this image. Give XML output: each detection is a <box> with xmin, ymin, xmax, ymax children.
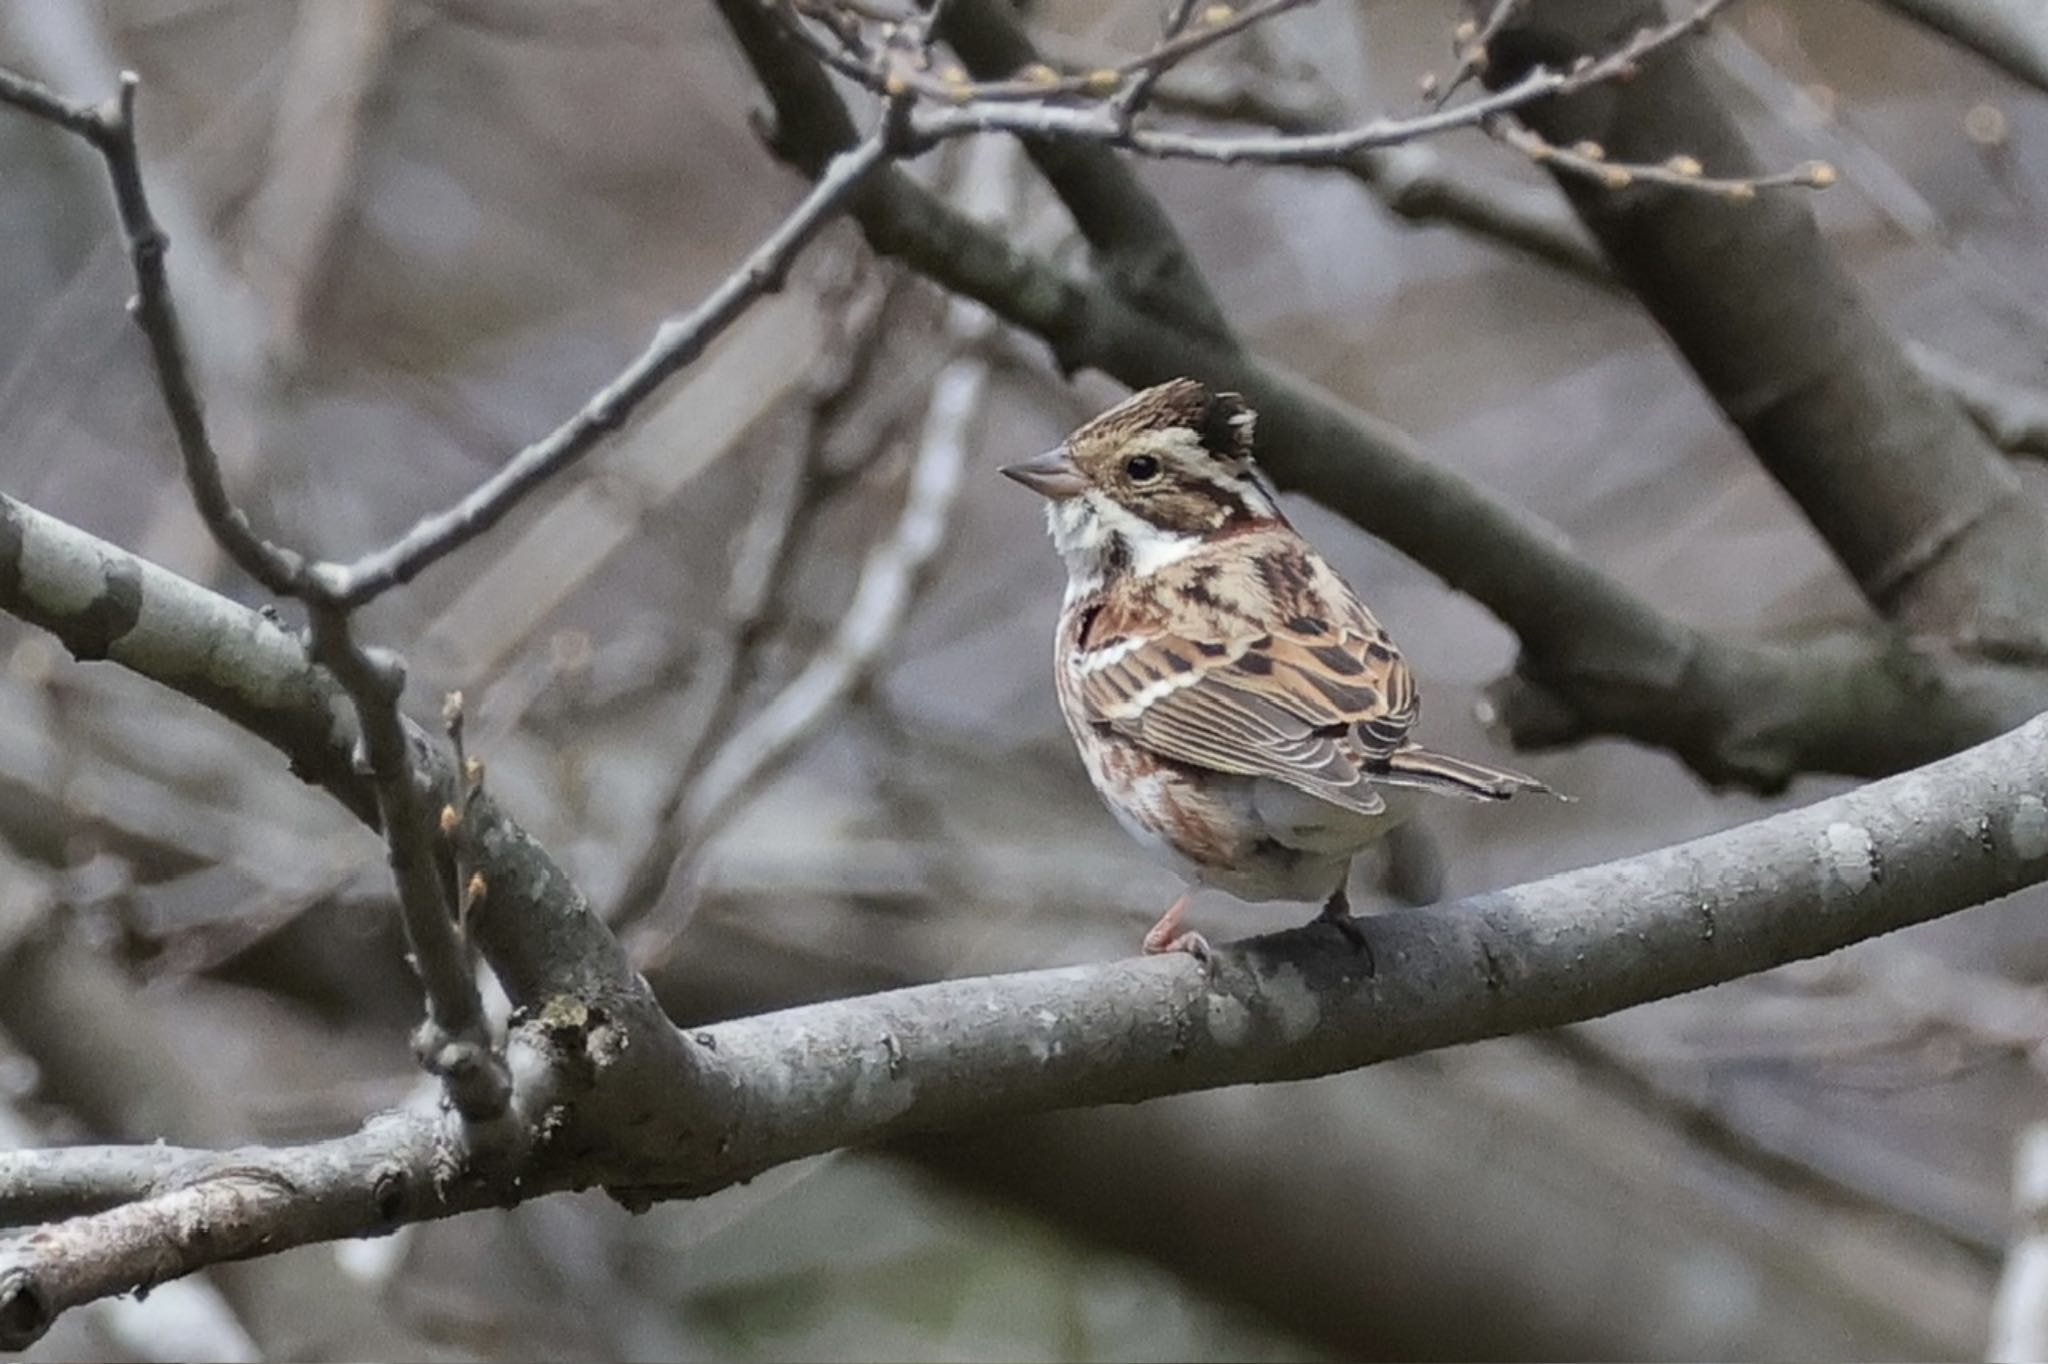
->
<box><xmin>1004</xmin><ymin>379</ymin><xmax>1551</xmax><ymax>962</ymax></box>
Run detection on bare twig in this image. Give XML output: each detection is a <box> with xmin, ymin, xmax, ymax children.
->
<box><xmin>932</xmin><ymin>0</ymin><xmax>1235</xmax><ymax>338</ymax></box>
<box><xmin>1109</xmin><ymin>0</ymin><xmax>1210</xmax><ymax>126</ymax></box>
<box><xmin>0</xmin><ymin>71</ymin><xmax>305</xmax><ymax>595</ymax></box>
<box><xmin>1430</xmin><ymin>0</ymin><xmax>1528</xmax><ymax>107</ymax></box>
<box><xmin>326</xmin><ymin>128</ymin><xmax>899</xmax><ymax>606</ymax></box>
<box><xmin>907</xmin><ymin>5</ymin><xmax>1743</xmax><ymax>168</ymax></box>
<box><xmin>1490</xmin><ymin>112</ymin><xmax>1835</xmax><ymax>197</ymax></box>
<box><xmin>303</xmin><ymin>606</ymin><xmax>510</xmax><ymax>1128</ymax></box>
<box><xmin>778</xmin><ymin>0</ymin><xmax>1792</xmax><ymax>200</ymax></box>
<box><xmin>791</xmin><ymin>0</ymin><xmax>1311</xmax><ymax>107</ymax></box>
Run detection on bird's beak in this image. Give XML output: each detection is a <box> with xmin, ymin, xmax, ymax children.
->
<box><xmin>999</xmin><ymin>446</ymin><xmax>1086</xmax><ymax>500</ymax></box>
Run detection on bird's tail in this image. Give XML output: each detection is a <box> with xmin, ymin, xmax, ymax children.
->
<box><xmin>1377</xmin><ymin>745</ymin><xmax>1561</xmax><ymax>802</ymax></box>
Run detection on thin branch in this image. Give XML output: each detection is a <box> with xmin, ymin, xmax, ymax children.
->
<box><xmin>603</xmin><ymin>264</ymin><xmax>899</xmax><ymax>926</ymax></box>
<box><xmin>932</xmin><ymin>0</ymin><xmax>1236</xmax><ymax>339</ymax></box>
<box><xmin>677</xmin><ymin>295</ymin><xmax>979</xmax><ymax>840</ymax></box>
<box><xmin>303</xmin><ymin>603</ymin><xmax>510</xmax><ymax>1128</ymax></box>
<box><xmin>907</xmin><ymin>8</ymin><xmax>1748</xmax><ymax>169</ymax></box>
<box><xmin>0</xmin><ymin>70</ymin><xmax>304</xmax><ymax>595</ymax></box>
<box><xmin>1489</xmin><ymin>112</ymin><xmax>1835</xmax><ymax>197</ymax></box>
<box><xmin>1120</xmin><ymin>50</ymin><xmax>1614</xmax><ymax>283</ymax></box>
<box><xmin>325</xmin><ymin>128</ymin><xmax>899</xmax><ymax>607</ymax></box>
<box><xmin>1109</xmin><ymin>0</ymin><xmax>1216</xmax><ymax>126</ymax></box>
<box><xmin>5</xmin><ymin>708</ymin><xmax>2048</xmax><ymax>1346</ymax></box>
<box><xmin>1430</xmin><ymin>0</ymin><xmax>1528</xmax><ymax>108</ymax></box>
<box><xmin>0</xmin><ymin>60</ymin><xmax>103</xmax><ymax>138</ymax></box>
<box><xmin>0</xmin><ymin>65</ymin><xmax>531</xmax><ymax>1134</ymax></box>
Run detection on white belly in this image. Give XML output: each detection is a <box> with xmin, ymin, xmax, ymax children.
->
<box><xmin>1100</xmin><ymin>761</ymin><xmax>1401</xmax><ymax>904</ymax></box>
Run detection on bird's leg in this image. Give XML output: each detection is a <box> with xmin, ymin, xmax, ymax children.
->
<box><xmin>1314</xmin><ymin>879</ymin><xmax>1376</xmax><ymax>974</ymax></box>
<box><xmin>1142</xmin><ymin>890</ymin><xmax>1212</xmax><ymax>965</ymax></box>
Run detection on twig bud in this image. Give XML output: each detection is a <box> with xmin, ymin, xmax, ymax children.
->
<box><xmin>1663</xmin><ymin>154</ymin><xmax>1703</xmax><ymax>177</ymax></box>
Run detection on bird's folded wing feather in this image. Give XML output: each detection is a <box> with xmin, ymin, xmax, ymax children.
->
<box><xmin>1072</xmin><ymin>552</ymin><xmax>1417</xmax><ymax>816</ymax></box>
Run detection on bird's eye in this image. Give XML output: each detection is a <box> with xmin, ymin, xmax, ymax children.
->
<box><xmin>1124</xmin><ymin>454</ymin><xmax>1163</xmax><ymax>483</ymax></box>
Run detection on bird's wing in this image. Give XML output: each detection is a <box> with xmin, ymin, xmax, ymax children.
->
<box><xmin>1070</xmin><ymin>536</ymin><xmax>1416</xmax><ymax>816</ymax></box>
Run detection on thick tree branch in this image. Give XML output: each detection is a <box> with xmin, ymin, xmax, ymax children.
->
<box><xmin>1871</xmin><ymin>0</ymin><xmax>2048</xmax><ymax>96</ymax></box>
<box><xmin>4</xmin><ymin>704</ymin><xmax>2047</xmax><ymax>1346</ymax></box>
<box><xmin>1489</xmin><ymin>0</ymin><xmax>2048</xmax><ymax>655</ymax></box>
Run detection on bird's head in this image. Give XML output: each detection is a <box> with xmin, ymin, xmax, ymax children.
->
<box><xmin>1001</xmin><ymin>379</ymin><xmax>1281</xmax><ymax>586</ymax></box>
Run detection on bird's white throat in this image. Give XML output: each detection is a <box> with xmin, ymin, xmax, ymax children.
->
<box><xmin>1048</xmin><ymin>493</ymin><xmax>1202</xmax><ymax>599</ymax></box>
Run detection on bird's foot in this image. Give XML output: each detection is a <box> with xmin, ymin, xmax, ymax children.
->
<box><xmin>1315</xmin><ymin>886</ymin><xmax>1376</xmax><ymax>975</ymax></box>
<box><xmin>1143</xmin><ymin>892</ymin><xmax>1214</xmax><ymax>970</ymax></box>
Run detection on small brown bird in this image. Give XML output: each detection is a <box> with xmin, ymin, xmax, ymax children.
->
<box><xmin>1003</xmin><ymin>379</ymin><xmax>1550</xmax><ymax>962</ymax></box>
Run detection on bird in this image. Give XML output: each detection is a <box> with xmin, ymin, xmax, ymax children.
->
<box><xmin>1002</xmin><ymin>378</ymin><xmax>1552</xmax><ymax>964</ymax></box>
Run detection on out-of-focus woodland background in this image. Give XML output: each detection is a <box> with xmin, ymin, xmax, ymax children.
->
<box><xmin>3</xmin><ymin>0</ymin><xmax>2047</xmax><ymax>1358</ymax></box>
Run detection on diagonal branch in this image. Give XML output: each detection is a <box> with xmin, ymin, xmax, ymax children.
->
<box><xmin>3</xmin><ymin>702</ymin><xmax>2048</xmax><ymax>1347</ymax></box>
<box><xmin>0</xmin><ymin>70</ymin><xmax>304</xmax><ymax>595</ymax></box>
<box><xmin>1484</xmin><ymin>0</ymin><xmax>2048</xmax><ymax>657</ymax></box>
<box><xmin>325</xmin><ymin>127</ymin><xmax>899</xmax><ymax>606</ymax></box>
